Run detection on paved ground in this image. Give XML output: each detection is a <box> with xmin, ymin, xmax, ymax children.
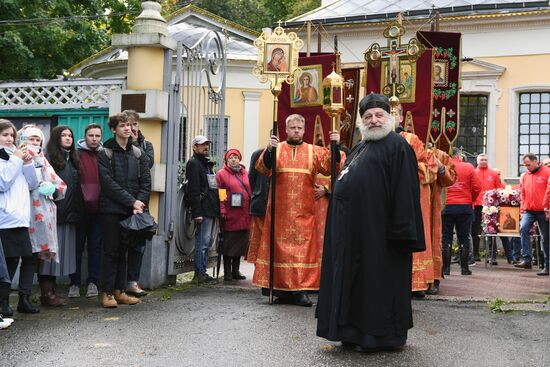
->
<box><xmin>1</xmin><ymin>284</ymin><xmax>549</xmax><ymax>367</ymax></box>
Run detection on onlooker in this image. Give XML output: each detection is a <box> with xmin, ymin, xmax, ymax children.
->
<box><xmin>0</xmin><ymin>119</ymin><xmax>40</xmax><ymax>315</ymax></box>
<box><xmin>124</xmin><ymin>110</ymin><xmax>154</xmax><ymax>297</ymax></box>
<box><xmin>98</xmin><ymin>113</ymin><xmax>151</xmax><ymax>308</ymax></box>
<box><xmin>542</xmin><ymin>156</ymin><xmax>550</xmax><ymax>168</ymax></box>
<box><xmin>514</xmin><ymin>153</ymin><xmax>550</xmax><ymax>276</ymax></box>
<box><xmin>43</xmin><ymin>126</ymin><xmax>85</xmax><ymax>302</ymax></box>
<box><xmin>442</xmin><ymin>147</ymin><xmax>481</xmax><ymax>275</ymax></box>
<box><xmin>246</xmin><ymin>148</ymin><xmax>269</xmax><ymax>265</ymax></box>
<box><xmin>471</xmin><ymin>154</ymin><xmax>502</xmax><ymax>262</ymax></box>
<box><xmin>18</xmin><ymin>125</ymin><xmax>67</xmax><ymax>307</ymax></box>
<box><xmin>216</xmin><ymin>148</ymin><xmax>251</xmax><ymax>281</ymax></box>
<box><xmin>69</xmin><ymin>123</ymin><xmax>103</xmax><ymax>298</ymax></box>
<box><xmin>185</xmin><ymin>135</ymin><xmax>220</xmax><ymax>284</ymax></box>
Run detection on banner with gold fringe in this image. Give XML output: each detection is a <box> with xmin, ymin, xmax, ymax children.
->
<box><xmin>277</xmin><ymin>53</ymin><xmax>337</xmax><ymax>146</ymax></box>
<box><xmin>365</xmin><ymin>49</ymin><xmax>434</xmax><ymax>144</ymax></box>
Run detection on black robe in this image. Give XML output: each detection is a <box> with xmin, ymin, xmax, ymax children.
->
<box><xmin>316</xmin><ymin>131</ymin><xmax>425</xmax><ymax>348</ymax></box>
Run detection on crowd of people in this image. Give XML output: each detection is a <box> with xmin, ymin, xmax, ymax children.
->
<box><xmin>1</xmin><ymin>110</ymin><xmax>154</xmax><ymax>329</ymax></box>
<box><xmin>2</xmin><ymin>93</ymin><xmax>549</xmax><ymax>355</ymax></box>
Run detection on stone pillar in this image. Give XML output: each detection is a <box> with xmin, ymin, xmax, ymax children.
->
<box><xmin>110</xmin><ymin>1</ymin><xmax>177</xmax><ymax>288</ymax></box>
<box><xmin>242</xmin><ymin>91</ymin><xmax>262</xmax><ymax>167</ymax></box>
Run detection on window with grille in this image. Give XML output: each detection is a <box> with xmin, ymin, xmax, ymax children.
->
<box><xmin>456</xmin><ymin>95</ymin><xmax>488</xmax><ymax>162</ymax></box>
<box><xmin>518</xmin><ymin>92</ymin><xmax>550</xmax><ymax>174</ymax></box>
<box><xmin>205</xmin><ymin>116</ymin><xmax>229</xmax><ymax>161</ymax></box>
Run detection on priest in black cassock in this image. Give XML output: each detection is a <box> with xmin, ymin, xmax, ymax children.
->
<box><xmin>316</xmin><ymin>93</ymin><xmax>425</xmax><ymax>352</ymax></box>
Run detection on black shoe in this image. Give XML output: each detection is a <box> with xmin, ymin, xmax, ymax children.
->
<box><xmin>223</xmin><ymin>274</ymin><xmax>234</xmax><ymax>282</ymax></box>
<box><xmin>294</xmin><ymin>293</ymin><xmax>313</xmax><ymax>307</ymax></box>
<box><xmin>411</xmin><ymin>291</ymin><xmax>426</xmax><ymax>298</ymax></box>
<box><xmin>232</xmin><ymin>272</ymin><xmax>246</xmax><ymax>280</ymax></box>
<box><xmin>425</xmin><ymin>281</ymin><xmax>439</xmax><ymax>295</ymax></box>
<box><xmin>451</xmin><ymin>256</ymin><xmax>459</xmax><ymax>264</ymax></box>
<box><xmin>461</xmin><ymin>269</ymin><xmax>472</xmax><ymax>275</ymax></box>
<box><xmin>474</xmin><ymin>256</ymin><xmax>481</xmax><ymax>262</ymax></box>
<box><xmin>486</xmin><ymin>259</ymin><xmax>498</xmax><ymax>266</ymax></box>
<box><xmin>536</xmin><ymin>269</ymin><xmax>549</xmax><ymax>276</ymax></box>
<box><xmin>514</xmin><ymin>260</ymin><xmax>532</xmax><ymax>269</ymax></box>
<box><xmin>0</xmin><ymin>298</ymin><xmax>13</xmax><ymax>317</ymax></box>
<box><xmin>17</xmin><ymin>295</ymin><xmax>40</xmax><ymax>314</ymax></box>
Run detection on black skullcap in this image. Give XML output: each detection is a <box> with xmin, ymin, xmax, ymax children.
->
<box><xmin>359</xmin><ymin>92</ymin><xmax>391</xmax><ymax>116</ymax></box>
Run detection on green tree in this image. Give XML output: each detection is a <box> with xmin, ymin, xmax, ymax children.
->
<box><xmin>0</xmin><ymin>0</ymin><xmax>176</xmax><ymax>80</ymax></box>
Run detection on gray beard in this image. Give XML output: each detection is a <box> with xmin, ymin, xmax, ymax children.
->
<box><xmin>359</xmin><ymin>123</ymin><xmax>392</xmax><ymax>141</ymax></box>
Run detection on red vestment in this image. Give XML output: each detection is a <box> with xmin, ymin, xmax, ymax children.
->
<box><xmin>430</xmin><ymin>149</ymin><xmax>456</xmax><ymax>281</ymax></box>
<box><xmin>400</xmin><ymin>132</ymin><xmax>438</xmax><ymax>291</ymax></box>
<box><xmin>253</xmin><ymin>142</ymin><xmax>334</xmax><ymax>291</ymax></box>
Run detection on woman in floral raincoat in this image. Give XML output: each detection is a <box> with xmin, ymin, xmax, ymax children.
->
<box><xmin>17</xmin><ymin>125</ymin><xmax>67</xmax><ymax>306</ymax></box>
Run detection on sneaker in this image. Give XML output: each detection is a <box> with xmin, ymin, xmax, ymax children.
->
<box><xmin>68</xmin><ymin>285</ymin><xmax>81</xmax><ymax>298</ymax></box>
<box><xmin>0</xmin><ymin>315</ymin><xmax>14</xmax><ymax>327</ymax></box>
<box><xmin>468</xmin><ymin>259</ymin><xmax>476</xmax><ymax>266</ymax></box>
<box><xmin>86</xmin><ymin>283</ymin><xmax>99</xmax><ymax>298</ymax></box>
<box><xmin>126</xmin><ymin>282</ymin><xmax>147</xmax><ymax>297</ymax></box>
<box><xmin>0</xmin><ymin>320</ymin><xmax>12</xmax><ymax>329</ymax></box>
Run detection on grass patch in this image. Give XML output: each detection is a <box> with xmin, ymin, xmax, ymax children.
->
<box><xmin>487</xmin><ymin>298</ymin><xmax>511</xmax><ymax>313</ymax></box>
<box><xmin>157</xmin><ymin>282</ymin><xmax>194</xmax><ymax>301</ymax></box>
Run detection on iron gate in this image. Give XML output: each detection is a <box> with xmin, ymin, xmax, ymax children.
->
<box><xmin>164</xmin><ymin>29</ymin><xmax>227</xmax><ymax>275</ymax></box>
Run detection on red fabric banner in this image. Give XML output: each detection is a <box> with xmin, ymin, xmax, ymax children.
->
<box><xmin>277</xmin><ymin>53</ymin><xmax>337</xmax><ymax>145</ymax></box>
<box><xmin>365</xmin><ymin>49</ymin><xmax>434</xmax><ymax>145</ymax></box>
<box><xmin>340</xmin><ymin>67</ymin><xmax>361</xmax><ymax>149</ymax></box>
<box><xmin>417</xmin><ymin>31</ymin><xmax>461</xmax><ymax>152</ymax></box>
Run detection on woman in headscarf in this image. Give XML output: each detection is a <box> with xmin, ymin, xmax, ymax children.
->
<box><xmin>18</xmin><ymin>125</ymin><xmax>67</xmax><ymax>306</ymax></box>
<box><xmin>216</xmin><ymin>149</ymin><xmax>252</xmax><ymax>281</ymax></box>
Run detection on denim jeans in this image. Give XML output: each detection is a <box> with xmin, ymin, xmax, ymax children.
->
<box><xmin>520</xmin><ymin>211</ymin><xmax>549</xmax><ymax>269</ymax></box>
<box><xmin>510</xmin><ymin>237</ymin><xmax>522</xmax><ymax>260</ymax></box>
<box><xmin>193</xmin><ymin>217</ymin><xmax>215</xmax><ymax>276</ymax></box>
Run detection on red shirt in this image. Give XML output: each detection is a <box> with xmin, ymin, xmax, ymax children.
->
<box><xmin>473</xmin><ymin>166</ymin><xmax>502</xmax><ymax>206</ymax></box>
<box><xmin>445</xmin><ymin>157</ymin><xmax>482</xmax><ymax>206</ymax></box>
<box><xmin>520</xmin><ymin>165</ymin><xmax>550</xmax><ymax>212</ymax></box>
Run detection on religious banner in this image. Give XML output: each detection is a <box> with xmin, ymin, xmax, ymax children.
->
<box><xmin>340</xmin><ymin>67</ymin><xmax>361</xmax><ymax>149</ymax></box>
<box><xmin>417</xmin><ymin>31</ymin><xmax>461</xmax><ymax>152</ymax></box>
<box><xmin>277</xmin><ymin>53</ymin><xmax>337</xmax><ymax>145</ymax></box>
<box><xmin>365</xmin><ymin>49</ymin><xmax>434</xmax><ymax>144</ymax></box>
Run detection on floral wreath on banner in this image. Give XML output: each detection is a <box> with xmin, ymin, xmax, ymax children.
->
<box><xmin>481</xmin><ymin>188</ymin><xmax>521</xmax><ymax>234</ymax></box>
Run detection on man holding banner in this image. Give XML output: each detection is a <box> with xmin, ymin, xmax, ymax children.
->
<box><xmin>253</xmin><ymin>113</ymin><xmax>340</xmax><ymax>307</ymax></box>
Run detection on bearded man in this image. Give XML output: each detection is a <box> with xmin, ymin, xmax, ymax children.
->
<box><xmin>316</xmin><ymin>93</ymin><xmax>425</xmax><ymax>352</ymax></box>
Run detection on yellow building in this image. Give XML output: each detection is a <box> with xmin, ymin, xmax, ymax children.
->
<box><xmin>287</xmin><ymin>0</ymin><xmax>550</xmax><ymax>178</ymax></box>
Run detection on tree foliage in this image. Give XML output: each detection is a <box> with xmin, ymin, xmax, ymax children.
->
<box><xmin>0</xmin><ymin>0</ymin><xmax>319</xmax><ymax>80</ymax></box>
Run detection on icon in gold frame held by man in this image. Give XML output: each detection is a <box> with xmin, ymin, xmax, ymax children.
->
<box><xmin>291</xmin><ymin>64</ymin><xmax>322</xmax><ymax>107</ymax></box>
<box><xmin>264</xmin><ymin>43</ymin><xmax>291</xmax><ymax>74</ymax></box>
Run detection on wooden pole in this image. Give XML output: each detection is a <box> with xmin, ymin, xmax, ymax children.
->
<box><xmin>317</xmin><ymin>23</ymin><xmax>321</xmax><ymax>53</ymax></box>
<box><xmin>269</xmin><ymin>83</ymin><xmax>281</xmax><ymax>305</ymax></box>
<box><xmin>307</xmin><ymin>21</ymin><xmax>311</xmax><ymax>57</ymax></box>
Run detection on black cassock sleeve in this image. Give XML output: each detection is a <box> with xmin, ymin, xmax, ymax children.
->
<box><xmin>387</xmin><ymin>141</ymin><xmax>426</xmax><ymax>252</ymax></box>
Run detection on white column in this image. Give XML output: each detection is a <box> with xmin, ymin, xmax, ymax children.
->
<box><xmin>242</xmin><ymin>91</ymin><xmax>262</xmax><ymax>168</ymax></box>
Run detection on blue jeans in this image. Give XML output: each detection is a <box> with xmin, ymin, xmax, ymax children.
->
<box><xmin>70</xmin><ymin>214</ymin><xmax>102</xmax><ymax>286</ymax></box>
<box><xmin>520</xmin><ymin>211</ymin><xmax>549</xmax><ymax>269</ymax></box>
<box><xmin>193</xmin><ymin>217</ymin><xmax>215</xmax><ymax>276</ymax></box>
<box><xmin>510</xmin><ymin>237</ymin><xmax>522</xmax><ymax>261</ymax></box>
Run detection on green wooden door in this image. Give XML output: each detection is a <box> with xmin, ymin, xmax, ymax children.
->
<box><xmin>57</xmin><ymin>111</ymin><xmax>110</xmax><ymax>143</ymax></box>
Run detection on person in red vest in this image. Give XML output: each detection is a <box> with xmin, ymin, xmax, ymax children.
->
<box><xmin>471</xmin><ymin>153</ymin><xmax>502</xmax><ymax>262</ymax></box>
<box><xmin>514</xmin><ymin>153</ymin><xmax>550</xmax><ymax>276</ymax></box>
<box><xmin>442</xmin><ymin>147</ymin><xmax>481</xmax><ymax>275</ymax></box>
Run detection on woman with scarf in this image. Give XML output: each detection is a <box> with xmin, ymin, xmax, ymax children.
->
<box><xmin>216</xmin><ymin>149</ymin><xmax>251</xmax><ymax>281</ymax></box>
<box><xmin>18</xmin><ymin>125</ymin><xmax>67</xmax><ymax>306</ymax></box>
<box><xmin>0</xmin><ymin>119</ymin><xmax>40</xmax><ymax>316</ymax></box>
<box><xmin>42</xmin><ymin>126</ymin><xmax>84</xmax><ymax>300</ymax></box>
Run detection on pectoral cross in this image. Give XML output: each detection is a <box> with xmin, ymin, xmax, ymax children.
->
<box><xmin>337</xmin><ymin>166</ymin><xmax>349</xmax><ymax>181</ymax></box>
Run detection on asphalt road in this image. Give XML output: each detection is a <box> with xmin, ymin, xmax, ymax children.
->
<box><xmin>1</xmin><ymin>284</ymin><xmax>549</xmax><ymax>367</ymax></box>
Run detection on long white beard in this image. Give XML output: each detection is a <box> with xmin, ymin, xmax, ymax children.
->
<box><xmin>359</xmin><ymin>123</ymin><xmax>392</xmax><ymax>141</ymax></box>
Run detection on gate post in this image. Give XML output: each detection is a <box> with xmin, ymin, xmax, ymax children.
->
<box><xmin>110</xmin><ymin>1</ymin><xmax>177</xmax><ymax>288</ymax></box>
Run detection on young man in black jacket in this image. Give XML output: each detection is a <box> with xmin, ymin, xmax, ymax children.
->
<box><xmin>124</xmin><ymin>110</ymin><xmax>154</xmax><ymax>297</ymax></box>
<box><xmin>186</xmin><ymin>135</ymin><xmax>220</xmax><ymax>284</ymax></box>
<box><xmin>98</xmin><ymin>113</ymin><xmax>151</xmax><ymax>308</ymax></box>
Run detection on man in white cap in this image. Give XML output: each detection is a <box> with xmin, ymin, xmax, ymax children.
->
<box><xmin>185</xmin><ymin>135</ymin><xmax>220</xmax><ymax>283</ymax></box>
